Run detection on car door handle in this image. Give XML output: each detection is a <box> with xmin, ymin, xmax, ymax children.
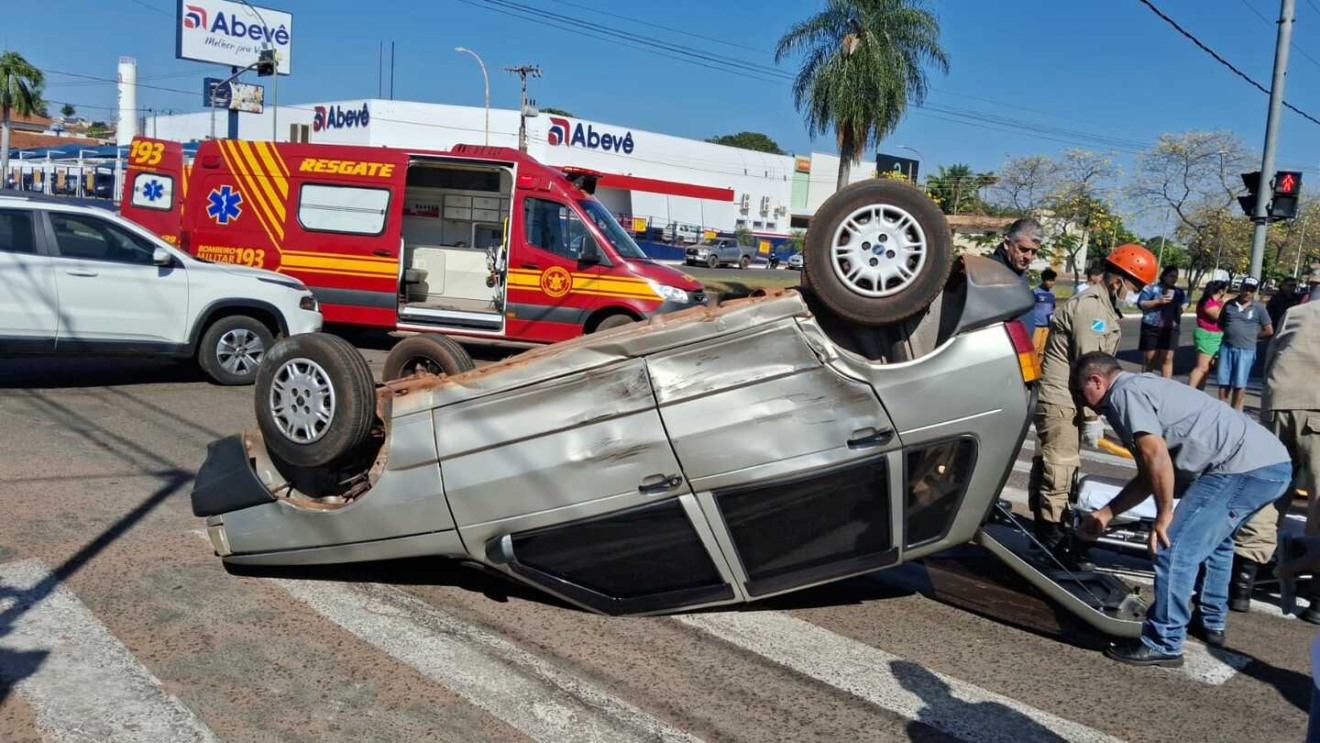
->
<box><xmin>372</xmin><ymin>249</ymin><xmax>392</xmax><ymax>257</ymax></box>
<box><xmin>847</xmin><ymin>427</ymin><xmax>895</xmax><ymax>449</ymax></box>
<box><xmin>639</xmin><ymin>473</ymin><xmax>684</xmax><ymax>495</ymax></box>
<box><xmin>520</xmin><ymin>262</ymin><xmax>540</xmax><ymax>270</ymax></box>
<box><xmin>65</xmin><ymin>269</ymin><xmax>99</xmax><ymax>277</ymax></box>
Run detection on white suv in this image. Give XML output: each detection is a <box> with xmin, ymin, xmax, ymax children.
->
<box><xmin>0</xmin><ymin>192</ymin><xmax>323</xmax><ymax>385</ymax></box>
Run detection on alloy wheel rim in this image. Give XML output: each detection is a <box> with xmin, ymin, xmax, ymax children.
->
<box><xmin>216</xmin><ymin>328</ymin><xmax>266</xmax><ymax>376</ymax></box>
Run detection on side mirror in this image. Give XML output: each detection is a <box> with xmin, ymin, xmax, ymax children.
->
<box><xmin>578</xmin><ymin>238</ymin><xmax>603</xmax><ymax>265</ymax></box>
<box><xmin>152</xmin><ymin>248</ymin><xmax>174</xmax><ymax>267</ymax></box>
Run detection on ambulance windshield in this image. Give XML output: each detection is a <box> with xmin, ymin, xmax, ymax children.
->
<box><xmin>578</xmin><ymin>200</ymin><xmax>649</xmax><ymax>260</ymax></box>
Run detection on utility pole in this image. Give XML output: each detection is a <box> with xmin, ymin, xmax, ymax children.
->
<box><xmin>505</xmin><ymin>64</ymin><xmax>541</xmax><ymax>153</ymax></box>
<box><xmin>1249</xmin><ymin>0</ymin><xmax>1295</xmax><ymax>280</ymax></box>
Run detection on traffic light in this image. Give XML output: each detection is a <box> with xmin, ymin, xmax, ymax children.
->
<box><xmin>256</xmin><ymin>49</ymin><xmax>276</xmax><ymax>77</ymax></box>
<box><xmin>1239</xmin><ymin>171</ymin><xmax>1262</xmax><ymax>217</ymax></box>
<box><xmin>1270</xmin><ymin>170</ymin><xmax>1303</xmax><ymax>220</ymax></box>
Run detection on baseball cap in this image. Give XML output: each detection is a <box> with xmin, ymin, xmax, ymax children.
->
<box><xmin>1241</xmin><ymin>277</ymin><xmax>1260</xmax><ymax>290</ymax></box>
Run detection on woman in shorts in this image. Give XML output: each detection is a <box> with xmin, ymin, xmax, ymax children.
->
<box><xmin>1188</xmin><ymin>280</ymin><xmax>1228</xmax><ymax>390</ymax></box>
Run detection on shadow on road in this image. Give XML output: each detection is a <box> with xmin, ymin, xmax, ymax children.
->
<box><xmin>892</xmin><ymin>660</ymin><xmax>1068</xmax><ymax>742</ymax></box>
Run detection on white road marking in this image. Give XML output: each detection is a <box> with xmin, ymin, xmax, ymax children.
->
<box><xmin>678</xmin><ymin>611</ymin><xmax>1126</xmax><ymax>743</ymax></box>
<box><xmin>0</xmin><ymin>559</ymin><xmax>217</xmax><ymax>742</ymax></box>
<box><xmin>276</xmin><ymin>578</ymin><xmax>699</xmax><ymax>743</ymax></box>
<box><xmin>1180</xmin><ymin>642</ymin><xmax>1252</xmax><ymax>685</ymax></box>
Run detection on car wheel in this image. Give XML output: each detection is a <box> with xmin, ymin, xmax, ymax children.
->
<box><xmin>197</xmin><ymin>315</ymin><xmax>275</xmax><ymax>386</ymax></box>
<box><xmin>382</xmin><ymin>334</ymin><xmax>476</xmax><ymax>381</ymax></box>
<box><xmin>803</xmin><ymin>178</ymin><xmax>953</xmax><ymax>326</ymax></box>
<box><xmin>595</xmin><ymin>314</ymin><xmax>636</xmax><ymax>332</ymax></box>
<box><xmin>738</xmin><ymin>255</ymin><xmax>751</xmax><ymax>270</ymax></box>
<box><xmin>707</xmin><ymin>255</ymin><xmax>720</xmax><ymax>269</ymax></box>
<box><xmin>255</xmin><ymin>333</ymin><xmax>376</xmax><ymax>469</ymax></box>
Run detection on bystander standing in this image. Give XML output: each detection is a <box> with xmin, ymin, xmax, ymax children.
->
<box><xmin>1137</xmin><ymin>266</ymin><xmax>1188</xmax><ymax>379</ymax></box>
<box><xmin>1076</xmin><ymin>263</ymin><xmax>1105</xmax><ymax>295</ymax></box>
<box><xmin>1187</xmin><ymin>281</ymin><xmax>1228</xmax><ymax>391</ymax></box>
<box><xmin>1217</xmin><ymin>278</ymin><xmax>1274</xmax><ymax>411</ymax></box>
<box><xmin>1031</xmin><ymin>268</ymin><xmax>1058</xmax><ymax>357</ymax></box>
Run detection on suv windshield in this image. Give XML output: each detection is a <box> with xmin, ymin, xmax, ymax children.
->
<box><xmin>578</xmin><ymin>200</ymin><xmax>649</xmax><ymax>260</ymax></box>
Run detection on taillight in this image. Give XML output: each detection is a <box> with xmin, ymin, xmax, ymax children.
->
<box><xmin>1004</xmin><ymin>320</ymin><xmax>1041</xmax><ymax>383</ymax></box>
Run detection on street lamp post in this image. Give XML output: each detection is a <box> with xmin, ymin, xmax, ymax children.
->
<box><xmin>897</xmin><ymin>145</ymin><xmax>923</xmax><ymax>181</ymax></box>
<box><xmin>455</xmin><ymin>47</ymin><xmax>490</xmax><ymax>145</ymax></box>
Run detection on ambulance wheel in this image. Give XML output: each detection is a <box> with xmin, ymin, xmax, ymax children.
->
<box><xmin>803</xmin><ymin>178</ymin><xmax>953</xmax><ymax>327</ymax></box>
<box><xmin>382</xmin><ymin>335</ymin><xmax>476</xmax><ymax>381</ymax></box>
<box><xmin>707</xmin><ymin>255</ymin><xmax>720</xmax><ymax>269</ymax></box>
<box><xmin>594</xmin><ymin>314</ymin><xmax>636</xmax><ymax>332</ymax></box>
<box><xmin>738</xmin><ymin>255</ymin><xmax>751</xmax><ymax>270</ymax></box>
<box><xmin>255</xmin><ymin>333</ymin><xmax>377</xmax><ymax>469</ymax></box>
<box><xmin>197</xmin><ymin>315</ymin><xmax>275</xmax><ymax>386</ymax></box>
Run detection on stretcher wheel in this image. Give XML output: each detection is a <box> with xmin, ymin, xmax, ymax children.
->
<box><xmin>803</xmin><ymin>178</ymin><xmax>953</xmax><ymax>326</ymax></box>
<box><xmin>254</xmin><ymin>333</ymin><xmax>377</xmax><ymax>469</ymax></box>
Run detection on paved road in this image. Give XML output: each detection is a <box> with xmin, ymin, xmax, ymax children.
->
<box><xmin>0</xmin><ymin>316</ymin><xmax>1306</xmax><ymax>742</ymax></box>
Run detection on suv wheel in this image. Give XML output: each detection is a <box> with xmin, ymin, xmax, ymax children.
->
<box><xmin>707</xmin><ymin>254</ymin><xmax>720</xmax><ymax>269</ymax></box>
<box><xmin>198</xmin><ymin>316</ymin><xmax>276</xmax><ymax>385</ymax></box>
<box><xmin>738</xmin><ymin>255</ymin><xmax>751</xmax><ymax>270</ymax></box>
<box><xmin>255</xmin><ymin>333</ymin><xmax>376</xmax><ymax>469</ymax></box>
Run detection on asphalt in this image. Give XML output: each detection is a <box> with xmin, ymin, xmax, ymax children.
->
<box><xmin>0</xmin><ymin>315</ymin><xmax>1309</xmax><ymax>742</ymax></box>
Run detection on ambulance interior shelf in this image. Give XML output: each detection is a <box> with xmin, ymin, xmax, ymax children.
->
<box><xmin>400</xmin><ymin>163</ymin><xmax>512</xmax><ymax>318</ymax></box>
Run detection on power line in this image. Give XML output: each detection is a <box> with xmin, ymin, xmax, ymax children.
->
<box><xmin>1235</xmin><ymin>0</ymin><xmax>1320</xmax><ymax>71</ymax></box>
<box><xmin>125</xmin><ymin>0</ymin><xmax>172</xmax><ymax>16</ymax></box>
<box><xmin>1137</xmin><ymin>0</ymin><xmax>1320</xmax><ymax>127</ymax></box>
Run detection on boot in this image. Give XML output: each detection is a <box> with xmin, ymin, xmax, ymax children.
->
<box><xmin>1229</xmin><ymin>556</ymin><xmax>1260</xmax><ymax>613</ymax></box>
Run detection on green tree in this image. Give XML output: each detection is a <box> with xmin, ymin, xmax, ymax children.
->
<box><xmin>785</xmin><ymin>229</ymin><xmax>806</xmax><ymax>255</ymax></box>
<box><xmin>924</xmin><ymin>164</ymin><xmax>994</xmax><ymax>215</ymax></box>
<box><xmin>87</xmin><ymin>121</ymin><xmax>111</xmax><ymax>139</ymax></box>
<box><xmin>1</xmin><ymin>50</ymin><xmax>45</xmax><ymax>184</ymax></box>
<box><xmin>59</xmin><ymin>102</ymin><xmax>75</xmax><ymax>119</ymax></box>
<box><xmin>540</xmin><ymin>107</ymin><xmax>575</xmax><ymax>117</ymax></box>
<box><xmin>775</xmin><ymin>0</ymin><xmax>948</xmax><ymax>190</ymax></box>
<box><xmin>706</xmin><ymin>131</ymin><xmax>786</xmax><ymax>155</ymax></box>
<box><xmin>734</xmin><ymin>224</ymin><xmax>754</xmax><ymax>246</ymax></box>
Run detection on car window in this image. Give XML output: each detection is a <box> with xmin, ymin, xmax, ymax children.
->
<box><xmin>0</xmin><ymin>209</ymin><xmax>38</xmax><ymax>255</ymax></box>
<box><xmin>523</xmin><ymin>197</ymin><xmax>598</xmax><ymax>261</ymax></box>
<box><xmin>49</xmin><ymin>213</ymin><xmax>157</xmax><ymax>266</ymax></box>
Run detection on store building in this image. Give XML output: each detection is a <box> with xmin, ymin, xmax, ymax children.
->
<box><xmin>147</xmin><ymin>99</ymin><xmax>872</xmax><ymax>249</ymax></box>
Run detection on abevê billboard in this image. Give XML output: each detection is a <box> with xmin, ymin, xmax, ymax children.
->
<box><xmin>177</xmin><ymin>0</ymin><xmax>293</xmax><ymax>75</ymax></box>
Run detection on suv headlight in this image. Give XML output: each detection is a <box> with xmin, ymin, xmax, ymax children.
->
<box><xmin>648</xmin><ymin>281</ymin><xmax>690</xmax><ymax>304</ymax></box>
<box><xmin>299</xmin><ymin>293</ymin><xmax>319</xmax><ymax>312</ymax></box>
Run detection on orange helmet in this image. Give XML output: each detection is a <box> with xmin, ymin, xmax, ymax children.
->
<box><xmin>1104</xmin><ymin>243</ymin><xmax>1158</xmax><ymax>287</ymax></box>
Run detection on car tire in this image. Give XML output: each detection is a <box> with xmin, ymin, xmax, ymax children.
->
<box><xmin>803</xmin><ymin>178</ymin><xmax>953</xmax><ymax>327</ymax></box>
<box><xmin>197</xmin><ymin>315</ymin><xmax>276</xmax><ymax>386</ymax></box>
<box><xmin>382</xmin><ymin>334</ymin><xmax>476</xmax><ymax>381</ymax></box>
<box><xmin>595</xmin><ymin>314</ymin><xmax>636</xmax><ymax>332</ymax></box>
<box><xmin>738</xmin><ymin>255</ymin><xmax>750</xmax><ymax>270</ymax></box>
<box><xmin>707</xmin><ymin>255</ymin><xmax>720</xmax><ymax>269</ymax></box>
<box><xmin>255</xmin><ymin>333</ymin><xmax>377</xmax><ymax>469</ymax></box>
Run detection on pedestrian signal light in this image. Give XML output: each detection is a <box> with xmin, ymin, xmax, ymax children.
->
<box><xmin>1270</xmin><ymin>170</ymin><xmax>1303</xmax><ymax>220</ymax></box>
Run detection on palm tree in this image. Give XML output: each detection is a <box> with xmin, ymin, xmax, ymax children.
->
<box><xmin>60</xmin><ymin>103</ymin><xmax>76</xmax><ymax>119</ymax></box>
<box><xmin>1</xmin><ymin>51</ymin><xmax>45</xmax><ymax>189</ymax></box>
<box><xmin>775</xmin><ymin>0</ymin><xmax>948</xmax><ymax>190</ymax></box>
<box><xmin>924</xmin><ymin>164</ymin><xmax>997</xmax><ymax>215</ymax></box>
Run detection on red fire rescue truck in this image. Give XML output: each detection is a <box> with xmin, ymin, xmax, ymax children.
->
<box><xmin>119</xmin><ymin>137</ymin><xmax>707</xmax><ymax>344</ymax></box>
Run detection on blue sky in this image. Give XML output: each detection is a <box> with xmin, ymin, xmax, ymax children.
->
<box><xmin>7</xmin><ymin>0</ymin><xmax>1320</xmax><ymax>227</ymax></box>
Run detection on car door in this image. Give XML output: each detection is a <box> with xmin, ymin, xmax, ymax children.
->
<box><xmin>647</xmin><ymin>315</ymin><xmax>903</xmax><ymax>600</ymax></box>
<box><xmin>440</xmin><ymin>357</ymin><xmax>738</xmax><ymax>614</ymax></box>
<box><xmin>509</xmin><ymin>196</ymin><xmax>616</xmax><ymax>339</ymax></box>
<box><xmin>46</xmin><ymin>211</ymin><xmax>189</xmax><ymax>349</ymax></box>
<box><xmin>0</xmin><ymin>207</ymin><xmax>58</xmax><ymax>352</ymax></box>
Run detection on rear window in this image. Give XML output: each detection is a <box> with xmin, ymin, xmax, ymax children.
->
<box><xmin>129</xmin><ymin>172</ymin><xmax>174</xmax><ymax>211</ymax></box>
<box><xmin>297</xmin><ymin>183</ymin><xmax>391</xmax><ymax>235</ymax></box>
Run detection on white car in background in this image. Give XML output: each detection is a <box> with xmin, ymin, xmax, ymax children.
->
<box><xmin>0</xmin><ymin>191</ymin><xmax>323</xmax><ymax>385</ymax></box>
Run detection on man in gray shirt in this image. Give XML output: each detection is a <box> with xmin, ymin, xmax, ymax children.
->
<box><xmin>1217</xmin><ymin>278</ymin><xmax>1274</xmax><ymax>411</ymax></box>
<box><xmin>1073</xmin><ymin>352</ymin><xmax>1291</xmax><ymax>666</ymax></box>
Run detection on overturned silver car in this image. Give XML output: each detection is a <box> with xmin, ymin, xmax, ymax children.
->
<box><xmin>192</xmin><ymin>180</ymin><xmax>1141</xmax><ymax>633</ymax></box>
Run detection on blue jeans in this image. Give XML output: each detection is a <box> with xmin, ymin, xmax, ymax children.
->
<box><xmin>1216</xmin><ymin>345</ymin><xmax>1257</xmax><ymax>389</ymax></box>
<box><xmin>1142</xmin><ymin>461</ymin><xmax>1293</xmax><ymax>655</ymax></box>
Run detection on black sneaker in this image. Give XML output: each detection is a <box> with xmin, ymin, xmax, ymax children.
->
<box><xmin>1301</xmin><ymin>602</ymin><xmax>1320</xmax><ymax>625</ymax></box>
<box><xmin>1104</xmin><ymin>641</ymin><xmax>1184</xmax><ymax>667</ymax></box>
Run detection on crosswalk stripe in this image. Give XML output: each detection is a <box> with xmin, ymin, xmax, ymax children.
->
<box><xmin>0</xmin><ymin>559</ymin><xmax>217</xmax><ymax>742</ymax></box>
<box><xmin>275</xmin><ymin>578</ymin><xmax>700</xmax><ymax>743</ymax></box>
<box><xmin>678</xmin><ymin>611</ymin><xmax>1126</xmax><ymax>743</ymax></box>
